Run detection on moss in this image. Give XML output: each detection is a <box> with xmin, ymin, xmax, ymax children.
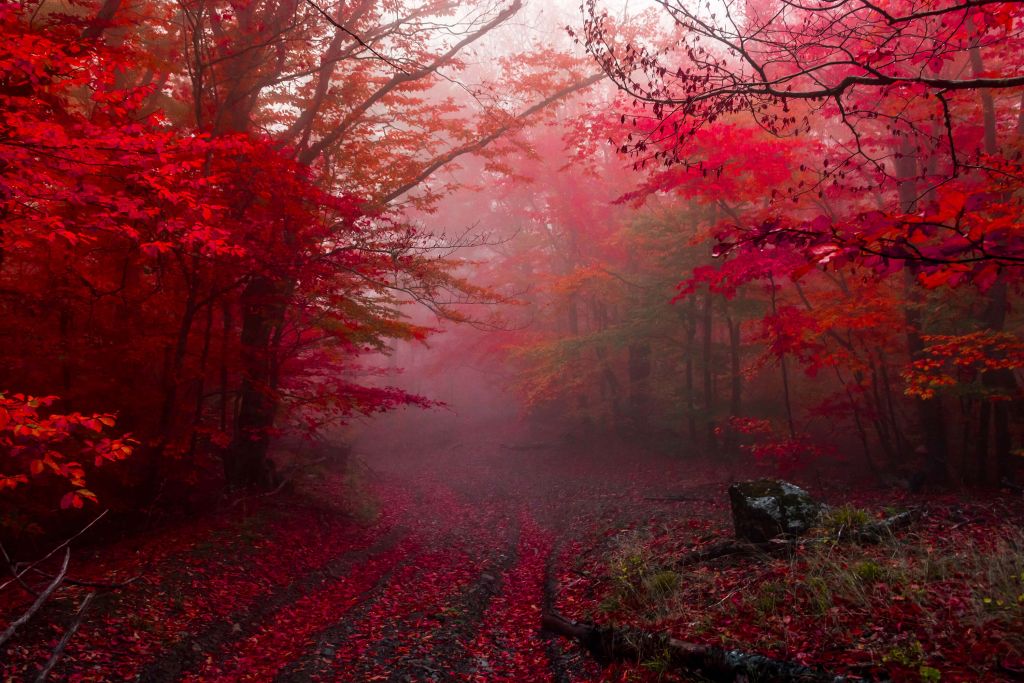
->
<box><xmin>883</xmin><ymin>639</ymin><xmax>926</xmax><ymax>668</ymax></box>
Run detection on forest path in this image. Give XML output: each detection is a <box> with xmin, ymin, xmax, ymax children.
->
<box><xmin>1</xmin><ymin>415</ymin><xmax>720</xmax><ymax>682</ymax></box>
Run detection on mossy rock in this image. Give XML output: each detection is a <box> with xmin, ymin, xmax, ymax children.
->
<box><xmin>728</xmin><ymin>479</ymin><xmax>821</xmax><ymax>543</ymax></box>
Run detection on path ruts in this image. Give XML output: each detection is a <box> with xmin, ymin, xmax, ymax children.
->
<box><xmin>138</xmin><ymin>526</ymin><xmax>407</xmax><ymax>682</ymax></box>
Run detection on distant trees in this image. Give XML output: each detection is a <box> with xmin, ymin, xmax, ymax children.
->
<box><xmin>565</xmin><ymin>0</ymin><xmax>1023</xmax><ymax>485</ymax></box>
<box><xmin>472</xmin><ymin>0</ymin><xmax>1023</xmax><ymax>485</ymax></box>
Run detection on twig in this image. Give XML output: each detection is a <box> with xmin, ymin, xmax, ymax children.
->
<box><xmin>33</xmin><ymin>591</ymin><xmax>96</xmax><ymax>683</ymax></box>
<box><xmin>25</xmin><ymin>568</ymin><xmax>143</xmax><ymax>591</ymax></box>
<box><xmin>230</xmin><ymin>477</ymin><xmax>290</xmax><ymax>508</ymax></box>
<box><xmin>1</xmin><ymin>541</ymin><xmax>39</xmax><ymax>597</ymax></box>
<box><xmin>1001</xmin><ymin>477</ymin><xmax>1023</xmax><ymax>494</ymax></box>
<box><xmin>0</xmin><ymin>511</ymin><xmax>108</xmax><ymax>594</ymax></box>
<box><xmin>0</xmin><ymin>549</ymin><xmax>70</xmax><ymax>648</ymax></box>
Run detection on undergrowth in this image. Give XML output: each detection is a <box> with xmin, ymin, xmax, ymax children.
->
<box><xmin>589</xmin><ymin>501</ymin><xmax>1024</xmax><ymax>682</ymax></box>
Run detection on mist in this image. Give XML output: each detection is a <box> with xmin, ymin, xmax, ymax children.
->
<box><xmin>2</xmin><ymin>0</ymin><xmax>1023</xmax><ymax>680</ymax></box>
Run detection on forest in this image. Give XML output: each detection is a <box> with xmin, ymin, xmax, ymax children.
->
<box><xmin>1</xmin><ymin>0</ymin><xmax>1023</xmax><ymax>680</ymax></box>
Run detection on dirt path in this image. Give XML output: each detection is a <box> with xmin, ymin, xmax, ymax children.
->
<box><xmin>1</xmin><ymin>414</ymin><xmax>709</xmax><ymax>682</ymax></box>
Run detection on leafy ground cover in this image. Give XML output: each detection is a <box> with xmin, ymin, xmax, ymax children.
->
<box><xmin>2</xmin><ymin>418</ymin><xmax>1022</xmax><ymax>682</ymax></box>
<box><xmin>553</xmin><ymin>492</ymin><xmax>1024</xmax><ymax>682</ymax></box>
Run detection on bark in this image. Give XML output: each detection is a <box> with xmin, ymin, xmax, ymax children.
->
<box><xmin>81</xmin><ymin>0</ymin><xmax>123</xmax><ymax>40</ymax></box>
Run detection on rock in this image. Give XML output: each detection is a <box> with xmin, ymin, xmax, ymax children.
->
<box><xmin>728</xmin><ymin>479</ymin><xmax>821</xmax><ymax>543</ymax></box>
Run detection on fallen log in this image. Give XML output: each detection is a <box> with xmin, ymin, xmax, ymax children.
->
<box><xmin>835</xmin><ymin>509</ymin><xmax>922</xmax><ymax>544</ymax></box>
<box><xmin>541</xmin><ymin>610</ymin><xmax>885</xmax><ymax>682</ymax></box>
<box><xmin>673</xmin><ymin>538</ymin><xmax>790</xmax><ymax>569</ymax></box>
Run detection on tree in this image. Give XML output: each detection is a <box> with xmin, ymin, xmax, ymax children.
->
<box><xmin>576</xmin><ymin>0</ymin><xmax>1023</xmax><ymax>485</ymax></box>
<box><xmin>0</xmin><ymin>0</ymin><xmax>602</xmax><ymax>509</ymax></box>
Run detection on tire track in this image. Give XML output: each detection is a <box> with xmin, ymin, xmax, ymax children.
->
<box><xmin>343</xmin><ymin>514</ymin><xmax>522</xmax><ymax>682</ymax></box>
<box><xmin>172</xmin><ymin>531</ymin><xmax>415</xmax><ymax>682</ymax></box>
<box><xmin>271</xmin><ymin>554</ymin><xmax>414</xmax><ymax>683</ymax></box>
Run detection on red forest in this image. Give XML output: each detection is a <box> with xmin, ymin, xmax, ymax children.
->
<box><xmin>1</xmin><ymin>0</ymin><xmax>1023</xmax><ymax>681</ymax></box>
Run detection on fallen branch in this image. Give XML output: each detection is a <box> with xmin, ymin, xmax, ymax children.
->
<box><xmin>25</xmin><ymin>567</ymin><xmax>143</xmax><ymax>591</ymax></box>
<box><xmin>541</xmin><ymin>610</ymin><xmax>883</xmax><ymax>682</ymax></box>
<box><xmin>0</xmin><ymin>511</ymin><xmax>107</xmax><ymax>595</ymax></box>
<box><xmin>0</xmin><ymin>549</ymin><xmax>70</xmax><ymax>648</ymax></box>
<box><xmin>837</xmin><ymin>509</ymin><xmax>922</xmax><ymax>544</ymax></box>
<box><xmin>33</xmin><ymin>591</ymin><xmax>96</xmax><ymax>683</ymax></box>
<box><xmin>1</xmin><ymin>541</ymin><xmax>39</xmax><ymax>596</ymax></box>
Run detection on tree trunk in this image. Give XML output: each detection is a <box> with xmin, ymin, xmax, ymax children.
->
<box><xmin>968</xmin><ymin>41</ymin><xmax>1017</xmax><ymax>486</ymax></box>
<box><xmin>896</xmin><ymin>138</ymin><xmax>949</xmax><ymax>485</ymax></box>
<box><xmin>627</xmin><ymin>342</ymin><xmax>651</xmax><ymax>434</ymax></box>
<box><xmin>702</xmin><ymin>289</ymin><xmax>717</xmax><ymax>452</ymax></box>
<box><xmin>224</xmin><ymin>275</ymin><xmax>291</xmax><ymax>489</ymax></box>
<box><xmin>683</xmin><ymin>296</ymin><xmax>698</xmax><ymax>443</ymax></box>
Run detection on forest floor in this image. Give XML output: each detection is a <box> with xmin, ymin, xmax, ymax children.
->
<box><xmin>2</xmin><ymin>412</ymin><xmax>1023</xmax><ymax>682</ymax></box>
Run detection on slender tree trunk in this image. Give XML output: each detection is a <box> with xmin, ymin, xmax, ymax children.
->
<box><xmin>701</xmin><ymin>290</ymin><xmax>717</xmax><ymax>452</ymax></box>
<box><xmin>969</xmin><ymin>40</ymin><xmax>1017</xmax><ymax>486</ymax></box>
<box><xmin>683</xmin><ymin>297</ymin><xmax>698</xmax><ymax>443</ymax></box>
<box><xmin>187</xmin><ymin>300</ymin><xmax>215</xmax><ymax>460</ymax></box>
<box><xmin>220</xmin><ymin>301</ymin><xmax>232</xmax><ymax>435</ymax></box>
<box><xmin>627</xmin><ymin>342</ymin><xmax>652</xmax><ymax>434</ymax></box>
<box><xmin>723</xmin><ymin>313</ymin><xmax>742</xmax><ymax>454</ymax></box>
<box><xmin>896</xmin><ymin>137</ymin><xmax>949</xmax><ymax>485</ymax></box>
<box><xmin>567</xmin><ymin>293</ymin><xmax>591</xmax><ymax>428</ymax></box>
<box><xmin>768</xmin><ymin>276</ymin><xmax>796</xmax><ymax>439</ymax></box>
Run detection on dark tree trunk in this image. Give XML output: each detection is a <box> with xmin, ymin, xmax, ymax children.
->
<box><xmin>627</xmin><ymin>342</ymin><xmax>651</xmax><ymax>433</ymax></box>
<box><xmin>224</xmin><ymin>275</ymin><xmax>291</xmax><ymax>489</ymax></box>
<box><xmin>723</xmin><ymin>313</ymin><xmax>742</xmax><ymax>453</ymax></box>
<box><xmin>896</xmin><ymin>139</ymin><xmax>949</xmax><ymax>485</ymax></box>
<box><xmin>683</xmin><ymin>296</ymin><xmax>698</xmax><ymax>443</ymax></box>
<box><xmin>701</xmin><ymin>290</ymin><xmax>716</xmax><ymax>452</ymax></box>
